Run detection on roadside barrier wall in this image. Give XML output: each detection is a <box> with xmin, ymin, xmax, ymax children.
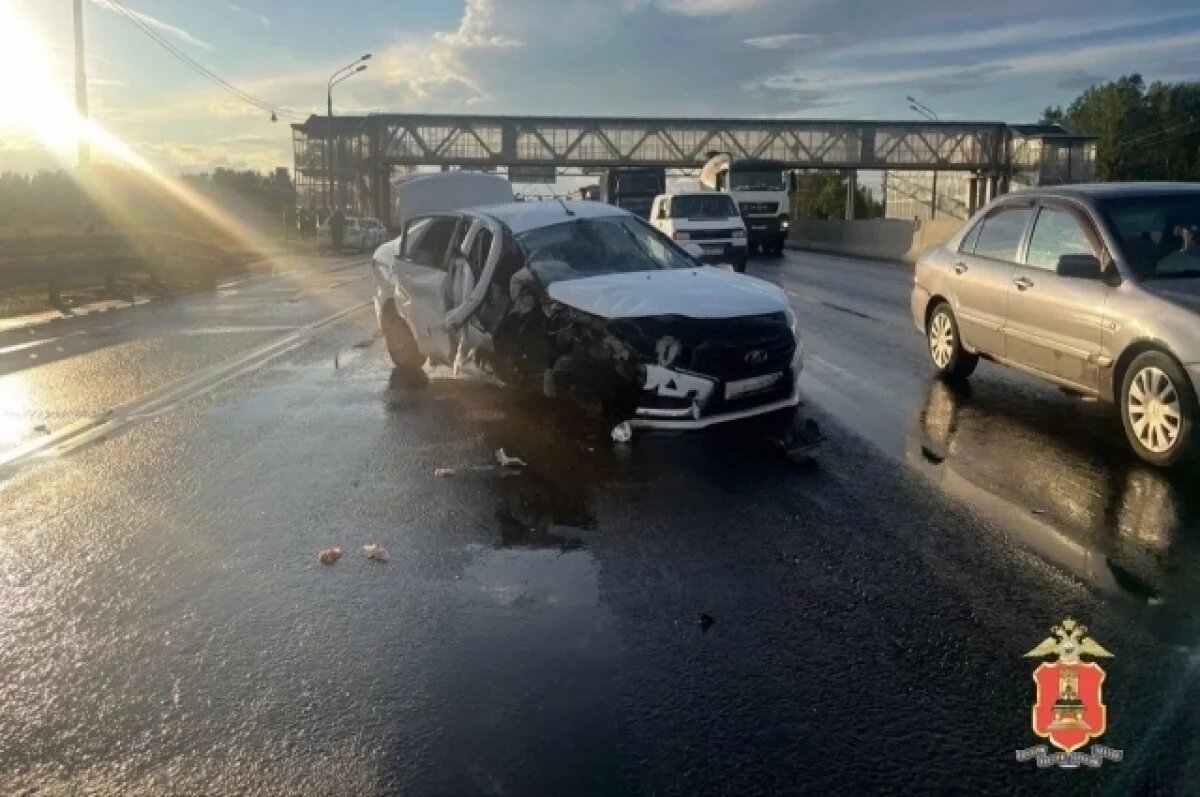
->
<box><xmin>786</xmin><ymin>218</ymin><xmax>962</xmax><ymax>264</ymax></box>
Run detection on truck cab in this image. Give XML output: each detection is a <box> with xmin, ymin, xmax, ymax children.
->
<box><xmin>650</xmin><ymin>192</ymin><xmax>748</xmax><ymax>272</ymax></box>
<box><xmin>699</xmin><ymin>155</ymin><xmax>793</xmax><ymax>257</ymax></box>
<box><xmin>598</xmin><ymin>167</ymin><xmax>667</xmax><ymax>220</ymax></box>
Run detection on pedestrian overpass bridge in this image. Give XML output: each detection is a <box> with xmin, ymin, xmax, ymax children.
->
<box><xmin>291</xmin><ymin>113</ymin><xmax>1093</xmax><ymax>226</ymax></box>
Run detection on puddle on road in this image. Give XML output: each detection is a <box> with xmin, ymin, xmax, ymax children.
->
<box><xmin>904</xmin><ymin>377</ymin><xmax>1200</xmax><ymax>641</ymax></box>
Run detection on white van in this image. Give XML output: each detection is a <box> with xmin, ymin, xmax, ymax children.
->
<box><xmin>649</xmin><ymin>192</ymin><xmax>748</xmax><ymax>272</ymax></box>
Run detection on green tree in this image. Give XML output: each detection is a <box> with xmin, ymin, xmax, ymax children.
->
<box><xmin>1053</xmin><ymin>74</ymin><xmax>1200</xmax><ymax>181</ymax></box>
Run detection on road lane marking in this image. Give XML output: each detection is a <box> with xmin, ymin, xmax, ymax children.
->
<box><xmin>0</xmin><ymin>301</ymin><xmax>371</xmax><ymax>478</ymax></box>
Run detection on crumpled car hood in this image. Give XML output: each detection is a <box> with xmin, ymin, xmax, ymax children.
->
<box><xmin>546</xmin><ymin>268</ymin><xmax>789</xmax><ymax>320</ymax></box>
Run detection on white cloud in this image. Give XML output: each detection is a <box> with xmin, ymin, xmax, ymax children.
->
<box><xmin>657</xmin><ymin>0</ymin><xmax>766</xmax><ymax>15</ymax></box>
<box><xmin>834</xmin><ymin>9</ymin><xmax>1200</xmax><ymax>60</ymax></box>
<box><xmin>435</xmin><ymin>0</ymin><xmax>522</xmax><ymax>49</ymax></box>
<box><xmin>227</xmin><ymin>2</ymin><xmax>270</xmax><ymax>30</ymax></box>
<box><xmin>90</xmin><ymin>0</ymin><xmax>214</xmax><ymax>52</ymax></box>
<box><xmin>760</xmin><ymin>28</ymin><xmax>1200</xmax><ymax>95</ymax></box>
<box><xmin>745</xmin><ymin>33</ymin><xmax>821</xmax><ymax>50</ymax></box>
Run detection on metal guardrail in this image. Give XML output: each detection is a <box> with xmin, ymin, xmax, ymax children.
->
<box><xmin>0</xmin><ymin>232</ymin><xmax>247</xmax><ymax>307</ymax></box>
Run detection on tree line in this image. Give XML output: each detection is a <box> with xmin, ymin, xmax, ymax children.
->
<box><xmin>1041</xmin><ymin>74</ymin><xmax>1200</xmax><ymax>182</ymax></box>
<box><xmin>0</xmin><ymin>167</ymin><xmax>293</xmax><ymax>240</ymax></box>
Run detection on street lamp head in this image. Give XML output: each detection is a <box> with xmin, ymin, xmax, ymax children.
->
<box><xmin>356</xmin><ymin>64</ymin><xmax>367</xmax><ymax>73</ymax></box>
<box><xmin>361</xmin><ymin>53</ymin><xmax>372</xmax><ymax>61</ymax></box>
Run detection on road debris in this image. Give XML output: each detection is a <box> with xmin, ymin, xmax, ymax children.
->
<box><xmin>434</xmin><ymin>468</ymin><xmax>456</xmax><ymax>478</ymax></box>
<box><xmin>32</xmin><ymin>424</ymin><xmax>50</xmax><ymax>434</ymax></box>
<box><xmin>1031</xmin><ymin>508</ymin><xmax>1047</xmax><ymax>516</ymax></box>
<box><xmin>699</xmin><ymin>613</ymin><xmax>716</xmax><ymax>632</ymax></box>
<box><xmin>364</xmin><ymin>543</ymin><xmax>389</xmax><ymax>562</ymax></box>
<box><xmin>610</xmin><ymin>421</ymin><xmax>633</xmax><ymax>443</ymax></box>
<box><xmin>495</xmin><ymin>449</ymin><xmax>526</xmax><ymax>469</ymax></box>
<box><xmin>317</xmin><ymin>547</ymin><xmax>343</xmax><ymax>565</ymax></box>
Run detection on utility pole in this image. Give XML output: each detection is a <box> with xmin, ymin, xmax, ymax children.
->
<box><xmin>73</xmin><ymin>0</ymin><xmax>91</xmax><ymax>173</ymax></box>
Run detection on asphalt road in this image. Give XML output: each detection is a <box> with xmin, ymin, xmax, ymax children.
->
<box><xmin>1</xmin><ymin>250</ymin><xmax>1198</xmax><ymax>795</ymax></box>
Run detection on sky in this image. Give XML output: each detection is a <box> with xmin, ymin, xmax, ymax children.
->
<box><xmin>3</xmin><ymin>0</ymin><xmax>1200</xmax><ymax>178</ymax></box>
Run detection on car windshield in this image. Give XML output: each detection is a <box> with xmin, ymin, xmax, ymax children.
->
<box><xmin>731</xmin><ymin>170</ymin><xmax>785</xmax><ymax>191</ymax></box>
<box><xmin>613</xmin><ymin>173</ymin><xmax>662</xmax><ymax>195</ymax></box>
<box><xmin>1099</xmin><ymin>194</ymin><xmax>1200</xmax><ymax>279</ymax></box>
<box><xmin>671</xmin><ymin>195</ymin><xmax>738</xmax><ymax>219</ymax></box>
<box><xmin>516</xmin><ymin>215</ymin><xmax>694</xmax><ymax>284</ymax></box>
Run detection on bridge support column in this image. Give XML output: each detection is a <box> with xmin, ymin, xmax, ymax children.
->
<box><xmin>844</xmin><ymin>169</ymin><xmax>857</xmax><ymax>221</ymax></box>
<box><xmin>967</xmin><ymin>176</ymin><xmax>980</xmax><ymax>215</ymax></box>
<box><xmin>985</xmin><ymin>173</ymin><xmax>1000</xmax><ymax>202</ymax></box>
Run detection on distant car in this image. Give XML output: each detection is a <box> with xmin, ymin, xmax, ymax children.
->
<box><xmin>912</xmin><ymin>183</ymin><xmax>1200</xmax><ymax>466</ymax></box>
<box><xmin>650</xmin><ymin>191</ymin><xmax>748</xmax><ymax>272</ymax></box>
<box><xmin>373</xmin><ymin>199</ymin><xmax>805</xmax><ymax>445</ymax></box>
<box><xmin>318</xmin><ymin>216</ymin><xmax>387</xmax><ymax>253</ymax></box>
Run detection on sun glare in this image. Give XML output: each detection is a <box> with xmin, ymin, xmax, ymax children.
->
<box><xmin>0</xmin><ymin>0</ymin><xmax>273</xmax><ymax>253</ymax></box>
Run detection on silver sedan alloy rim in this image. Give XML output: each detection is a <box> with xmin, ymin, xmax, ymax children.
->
<box><xmin>929</xmin><ymin>312</ymin><xmax>954</xmax><ymax>369</ymax></box>
<box><xmin>1128</xmin><ymin>366</ymin><xmax>1182</xmax><ymax>454</ymax></box>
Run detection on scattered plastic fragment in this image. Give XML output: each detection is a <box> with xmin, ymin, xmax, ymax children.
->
<box><xmin>318</xmin><ymin>547</ymin><xmax>343</xmax><ymax>565</ymax></box>
<box><xmin>32</xmin><ymin>424</ymin><xmax>50</xmax><ymax>434</ymax></box>
<box><xmin>495</xmin><ymin>449</ymin><xmax>526</xmax><ymax>469</ymax></box>
<box><xmin>611</xmin><ymin>421</ymin><xmax>633</xmax><ymax>444</ymax></box>
<box><xmin>434</xmin><ymin>468</ymin><xmax>456</xmax><ymax>478</ymax></box>
<box><xmin>699</xmin><ymin>613</ymin><xmax>716</xmax><ymax>632</ymax></box>
<box><xmin>364</xmin><ymin>543</ymin><xmax>389</xmax><ymax>562</ymax></box>
<box><xmin>1031</xmin><ymin>508</ymin><xmax>1047</xmax><ymax>516</ymax></box>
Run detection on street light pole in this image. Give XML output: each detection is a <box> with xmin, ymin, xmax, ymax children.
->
<box><xmin>905</xmin><ymin>95</ymin><xmax>939</xmax><ymax>121</ymax></box>
<box><xmin>326</xmin><ymin>54</ymin><xmax>371</xmax><ymax>212</ymax></box>
<box><xmin>73</xmin><ymin>0</ymin><xmax>90</xmax><ymax>173</ymax></box>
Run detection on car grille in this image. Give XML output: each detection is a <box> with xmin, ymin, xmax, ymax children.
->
<box><xmin>684</xmin><ymin>229</ymin><xmax>741</xmax><ymax>241</ymax></box>
<box><xmin>687</xmin><ymin>315</ymin><xmax>795</xmax><ymax>381</ymax></box>
<box><xmin>739</xmin><ymin>202</ymin><xmax>778</xmax><ymax>216</ymax></box>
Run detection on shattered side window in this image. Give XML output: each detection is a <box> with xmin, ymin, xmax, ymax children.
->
<box><xmin>403</xmin><ymin>216</ymin><xmax>458</xmax><ymax>270</ymax></box>
<box><xmin>517</xmin><ymin>216</ymin><xmax>692</xmax><ymax>285</ymax></box>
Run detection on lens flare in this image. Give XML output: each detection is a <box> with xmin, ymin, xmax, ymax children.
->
<box><xmin>0</xmin><ymin>0</ymin><xmax>276</xmax><ymax>253</ymax></box>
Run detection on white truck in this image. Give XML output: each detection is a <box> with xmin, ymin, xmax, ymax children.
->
<box><xmin>698</xmin><ymin>154</ymin><xmax>794</xmax><ymax>257</ymax></box>
<box><xmin>649</xmin><ymin>191</ymin><xmax>748</xmax><ymax>272</ymax></box>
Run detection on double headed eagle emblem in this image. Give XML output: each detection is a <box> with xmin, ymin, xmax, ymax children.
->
<box><xmin>1024</xmin><ymin>618</ymin><xmax>1113</xmax><ymax>663</ymax></box>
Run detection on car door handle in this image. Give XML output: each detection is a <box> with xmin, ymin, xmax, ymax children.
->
<box><xmin>953</xmin><ymin>262</ymin><xmax>968</xmax><ymax>275</ymax></box>
<box><xmin>1013</xmin><ymin>276</ymin><xmax>1034</xmax><ymax>290</ymax></box>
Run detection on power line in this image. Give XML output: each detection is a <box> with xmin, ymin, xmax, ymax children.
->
<box><xmin>103</xmin><ymin>0</ymin><xmax>302</xmax><ymax>121</ymax></box>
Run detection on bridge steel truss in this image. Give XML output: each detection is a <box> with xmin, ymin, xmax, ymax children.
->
<box><xmin>292</xmin><ymin>113</ymin><xmax>1013</xmax><ymax>227</ymax></box>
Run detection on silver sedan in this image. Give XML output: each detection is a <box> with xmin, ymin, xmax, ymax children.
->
<box><xmin>912</xmin><ymin>183</ymin><xmax>1200</xmax><ymax>466</ymax></box>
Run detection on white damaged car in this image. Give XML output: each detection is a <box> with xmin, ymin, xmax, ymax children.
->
<box><xmin>373</xmin><ymin>199</ymin><xmax>815</xmax><ymax>454</ymax></box>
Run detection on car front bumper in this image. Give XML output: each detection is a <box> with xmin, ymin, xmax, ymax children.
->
<box><xmin>1187</xmin><ymin>364</ymin><xmax>1200</xmax><ymax>400</ymax></box>
<box><xmin>692</xmin><ymin>243</ymin><xmax>748</xmax><ymax>265</ymax></box>
<box><xmin>911</xmin><ymin>285</ymin><xmax>930</xmax><ymax>333</ymax></box>
<box><xmin>627</xmin><ymin>347</ymin><xmax>803</xmax><ymax>432</ymax></box>
<box><xmin>742</xmin><ymin>217</ymin><xmax>787</xmax><ymax>244</ymax></box>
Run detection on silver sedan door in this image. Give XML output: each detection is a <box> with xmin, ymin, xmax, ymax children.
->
<box><xmin>1004</xmin><ymin>202</ymin><xmax>1110</xmax><ymax>390</ymax></box>
<box><xmin>952</xmin><ymin>202</ymin><xmax>1034</xmax><ymax>356</ymax></box>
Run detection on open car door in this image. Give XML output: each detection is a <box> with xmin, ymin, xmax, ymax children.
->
<box><xmin>443</xmin><ymin>217</ymin><xmax>504</xmax><ymax>369</ymax></box>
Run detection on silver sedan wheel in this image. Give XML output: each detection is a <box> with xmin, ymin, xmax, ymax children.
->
<box><xmin>1128</xmin><ymin>366</ymin><xmax>1182</xmax><ymax>454</ymax></box>
<box><xmin>929</xmin><ymin>312</ymin><xmax>954</xmax><ymax>369</ymax></box>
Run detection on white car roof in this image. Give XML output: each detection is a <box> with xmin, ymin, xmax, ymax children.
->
<box><xmin>471</xmin><ymin>200</ymin><xmax>628</xmax><ymax>234</ymax></box>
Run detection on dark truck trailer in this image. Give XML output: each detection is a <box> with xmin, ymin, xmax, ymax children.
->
<box><xmin>598</xmin><ymin>168</ymin><xmax>667</xmax><ymax>220</ymax></box>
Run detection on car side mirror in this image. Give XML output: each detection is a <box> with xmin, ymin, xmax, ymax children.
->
<box><xmin>1056</xmin><ymin>253</ymin><xmax>1103</xmax><ymax>279</ymax></box>
<box><xmin>681</xmin><ymin>242</ymin><xmax>704</xmax><ymax>260</ymax></box>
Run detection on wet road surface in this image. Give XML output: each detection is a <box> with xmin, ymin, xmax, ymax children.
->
<box><xmin>1</xmin><ymin>251</ymin><xmax>1199</xmax><ymax>795</ymax></box>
